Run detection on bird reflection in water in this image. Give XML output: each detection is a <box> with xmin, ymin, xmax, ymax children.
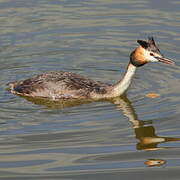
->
<box><xmin>113</xmin><ymin>95</ymin><xmax>180</xmax><ymax>167</ymax></box>
<box><xmin>112</xmin><ymin>95</ymin><xmax>180</xmax><ymax>151</ymax></box>
<box><xmin>23</xmin><ymin>95</ymin><xmax>180</xmax><ymax>167</ymax></box>
<box><xmin>144</xmin><ymin>159</ymin><xmax>166</xmax><ymax>167</ymax></box>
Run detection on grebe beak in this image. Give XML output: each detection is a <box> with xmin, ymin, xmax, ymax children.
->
<box><xmin>155</xmin><ymin>56</ymin><xmax>175</xmax><ymax>65</ymax></box>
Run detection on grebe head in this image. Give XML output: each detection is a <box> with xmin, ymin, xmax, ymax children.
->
<box><xmin>130</xmin><ymin>37</ymin><xmax>174</xmax><ymax>67</ymax></box>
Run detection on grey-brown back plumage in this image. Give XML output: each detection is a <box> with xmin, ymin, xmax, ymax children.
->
<box><xmin>9</xmin><ymin>72</ymin><xmax>110</xmax><ymax>99</ymax></box>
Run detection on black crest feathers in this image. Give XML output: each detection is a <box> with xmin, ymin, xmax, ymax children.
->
<box><xmin>137</xmin><ymin>40</ymin><xmax>148</xmax><ymax>49</ymax></box>
<box><xmin>137</xmin><ymin>37</ymin><xmax>161</xmax><ymax>53</ymax></box>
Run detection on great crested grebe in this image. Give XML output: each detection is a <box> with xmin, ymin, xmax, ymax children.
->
<box><xmin>8</xmin><ymin>37</ymin><xmax>174</xmax><ymax>100</ymax></box>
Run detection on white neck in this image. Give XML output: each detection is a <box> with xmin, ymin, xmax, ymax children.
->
<box><xmin>111</xmin><ymin>63</ymin><xmax>137</xmax><ymax>97</ymax></box>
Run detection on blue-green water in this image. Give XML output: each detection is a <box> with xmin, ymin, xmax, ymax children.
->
<box><xmin>0</xmin><ymin>0</ymin><xmax>180</xmax><ymax>179</ymax></box>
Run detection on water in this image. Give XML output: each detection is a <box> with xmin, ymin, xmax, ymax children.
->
<box><xmin>0</xmin><ymin>0</ymin><xmax>180</xmax><ymax>179</ymax></box>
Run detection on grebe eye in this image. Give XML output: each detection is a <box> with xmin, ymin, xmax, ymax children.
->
<box><xmin>150</xmin><ymin>53</ymin><xmax>154</xmax><ymax>56</ymax></box>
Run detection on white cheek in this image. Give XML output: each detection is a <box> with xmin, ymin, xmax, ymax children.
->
<box><xmin>149</xmin><ymin>55</ymin><xmax>158</xmax><ymax>62</ymax></box>
<box><xmin>144</xmin><ymin>51</ymin><xmax>158</xmax><ymax>62</ymax></box>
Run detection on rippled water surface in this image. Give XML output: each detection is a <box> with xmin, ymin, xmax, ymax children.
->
<box><xmin>0</xmin><ymin>0</ymin><xmax>180</xmax><ymax>179</ymax></box>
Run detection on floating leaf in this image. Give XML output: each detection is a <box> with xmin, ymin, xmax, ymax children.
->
<box><xmin>145</xmin><ymin>93</ymin><xmax>160</xmax><ymax>98</ymax></box>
